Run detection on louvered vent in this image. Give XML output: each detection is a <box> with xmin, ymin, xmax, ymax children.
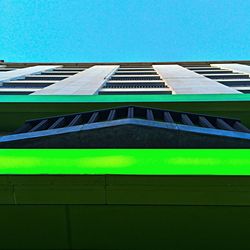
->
<box><xmin>0</xmin><ymin>67</ymin><xmax>87</xmax><ymax>95</ymax></box>
<box><xmin>99</xmin><ymin>66</ymin><xmax>171</xmax><ymax>95</ymax></box>
<box><xmin>0</xmin><ymin>67</ymin><xmax>19</xmax><ymax>72</ymax></box>
<box><xmin>186</xmin><ymin>65</ymin><xmax>250</xmax><ymax>93</ymax></box>
<box><xmin>1</xmin><ymin>106</ymin><xmax>250</xmax><ymax>148</ymax></box>
<box><xmin>13</xmin><ymin>106</ymin><xmax>250</xmax><ymax>134</ymax></box>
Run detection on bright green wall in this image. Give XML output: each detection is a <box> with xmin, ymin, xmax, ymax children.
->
<box><xmin>0</xmin><ymin>149</ymin><xmax>250</xmax><ymax>175</ymax></box>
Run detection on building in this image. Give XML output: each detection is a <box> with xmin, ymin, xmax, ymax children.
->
<box><xmin>0</xmin><ymin>60</ymin><xmax>250</xmax><ymax>249</ymax></box>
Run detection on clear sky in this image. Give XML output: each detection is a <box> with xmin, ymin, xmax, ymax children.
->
<box><xmin>1</xmin><ymin>0</ymin><xmax>250</xmax><ymax>62</ymax></box>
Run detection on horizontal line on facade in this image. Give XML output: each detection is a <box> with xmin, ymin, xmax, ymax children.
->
<box><xmin>99</xmin><ymin>88</ymin><xmax>171</xmax><ymax>92</ymax></box>
<box><xmin>2</xmin><ymin>60</ymin><xmax>250</xmax><ymax>67</ymax></box>
<box><xmin>107</xmin><ymin>80</ymin><xmax>166</xmax><ymax>83</ymax></box>
<box><xmin>3</xmin><ymin>80</ymin><xmax>59</xmax><ymax>84</ymax></box>
<box><xmin>0</xmin><ymin>88</ymin><xmax>41</xmax><ymax>92</ymax></box>
<box><xmin>217</xmin><ymin>79</ymin><xmax>250</xmax><ymax>82</ymax></box>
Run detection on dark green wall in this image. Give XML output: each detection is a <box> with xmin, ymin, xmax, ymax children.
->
<box><xmin>0</xmin><ymin>175</ymin><xmax>250</xmax><ymax>249</ymax></box>
<box><xmin>1</xmin><ymin>94</ymin><xmax>250</xmax><ymax>132</ymax></box>
<box><xmin>0</xmin><ymin>204</ymin><xmax>250</xmax><ymax>250</ymax></box>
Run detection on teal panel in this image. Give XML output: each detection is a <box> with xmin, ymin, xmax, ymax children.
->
<box><xmin>0</xmin><ymin>93</ymin><xmax>250</xmax><ymax>103</ymax></box>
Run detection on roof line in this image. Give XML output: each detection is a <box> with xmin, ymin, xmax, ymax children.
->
<box><xmin>1</xmin><ymin>60</ymin><xmax>250</xmax><ymax>66</ymax></box>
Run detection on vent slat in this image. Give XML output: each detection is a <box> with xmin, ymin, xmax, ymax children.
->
<box><xmin>14</xmin><ymin>123</ymin><xmax>33</xmax><ymax>134</ymax></box>
<box><xmin>128</xmin><ymin>107</ymin><xmax>134</xmax><ymax>118</ymax></box>
<box><xmin>146</xmin><ymin>109</ymin><xmax>154</xmax><ymax>120</ymax></box>
<box><xmin>199</xmin><ymin>116</ymin><xmax>214</xmax><ymax>128</ymax></box>
<box><xmin>68</xmin><ymin>115</ymin><xmax>82</xmax><ymax>127</ymax></box>
<box><xmin>29</xmin><ymin>119</ymin><xmax>49</xmax><ymax>132</ymax></box>
<box><xmin>88</xmin><ymin>112</ymin><xmax>99</xmax><ymax>123</ymax></box>
<box><xmin>233</xmin><ymin>121</ymin><xmax>250</xmax><ymax>132</ymax></box>
<box><xmin>181</xmin><ymin>114</ymin><xmax>194</xmax><ymax>126</ymax></box>
<box><xmin>107</xmin><ymin>110</ymin><xmax>116</xmax><ymax>121</ymax></box>
<box><xmin>216</xmin><ymin>118</ymin><xmax>234</xmax><ymax>131</ymax></box>
<box><xmin>164</xmin><ymin>112</ymin><xmax>174</xmax><ymax>123</ymax></box>
<box><xmin>49</xmin><ymin>117</ymin><xmax>65</xmax><ymax>129</ymax></box>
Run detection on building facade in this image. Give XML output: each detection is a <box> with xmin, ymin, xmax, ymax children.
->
<box><xmin>0</xmin><ymin>60</ymin><xmax>250</xmax><ymax>147</ymax></box>
<box><xmin>1</xmin><ymin>61</ymin><xmax>250</xmax><ymax>95</ymax></box>
<box><xmin>0</xmin><ymin>60</ymin><xmax>250</xmax><ymax>249</ymax></box>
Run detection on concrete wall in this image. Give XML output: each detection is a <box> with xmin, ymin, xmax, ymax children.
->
<box><xmin>211</xmin><ymin>63</ymin><xmax>250</xmax><ymax>75</ymax></box>
<box><xmin>0</xmin><ymin>65</ymin><xmax>61</xmax><ymax>83</ymax></box>
<box><xmin>153</xmin><ymin>65</ymin><xmax>241</xmax><ymax>94</ymax></box>
<box><xmin>32</xmin><ymin>65</ymin><xmax>119</xmax><ymax>95</ymax></box>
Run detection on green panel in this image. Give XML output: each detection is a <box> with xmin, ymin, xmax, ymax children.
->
<box><xmin>69</xmin><ymin>205</ymin><xmax>250</xmax><ymax>250</ymax></box>
<box><xmin>1</xmin><ymin>204</ymin><xmax>250</xmax><ymax>249</ymax></box>
<box><xmin>0</xmin><ymin>175</ymin><xmax>250</xmax><ymax>205</ymax></box>
<box><xmin>0</xmin><ymin>205</ymin><xmax>69</xmax><ymax>249</ymax></box>
<box><xmin>106</xmin><ymin>175</ymin><xmax>250</xmax><ymax>205</ymax></box>
<box><xmin>0</xmin><ymin>149</ymin><xmax>250</xmax><ymax>175</ymax></box>
<box><xmin>12</xmin><ymin>175</ymin><xmax>106</xmax><ymax>204</ymax></box>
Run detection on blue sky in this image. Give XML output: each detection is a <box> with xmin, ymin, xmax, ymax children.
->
<box><xmin>1</xmin><ymin>0</ymin><xmax>250</xmax><ymax>62</ymax></box>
